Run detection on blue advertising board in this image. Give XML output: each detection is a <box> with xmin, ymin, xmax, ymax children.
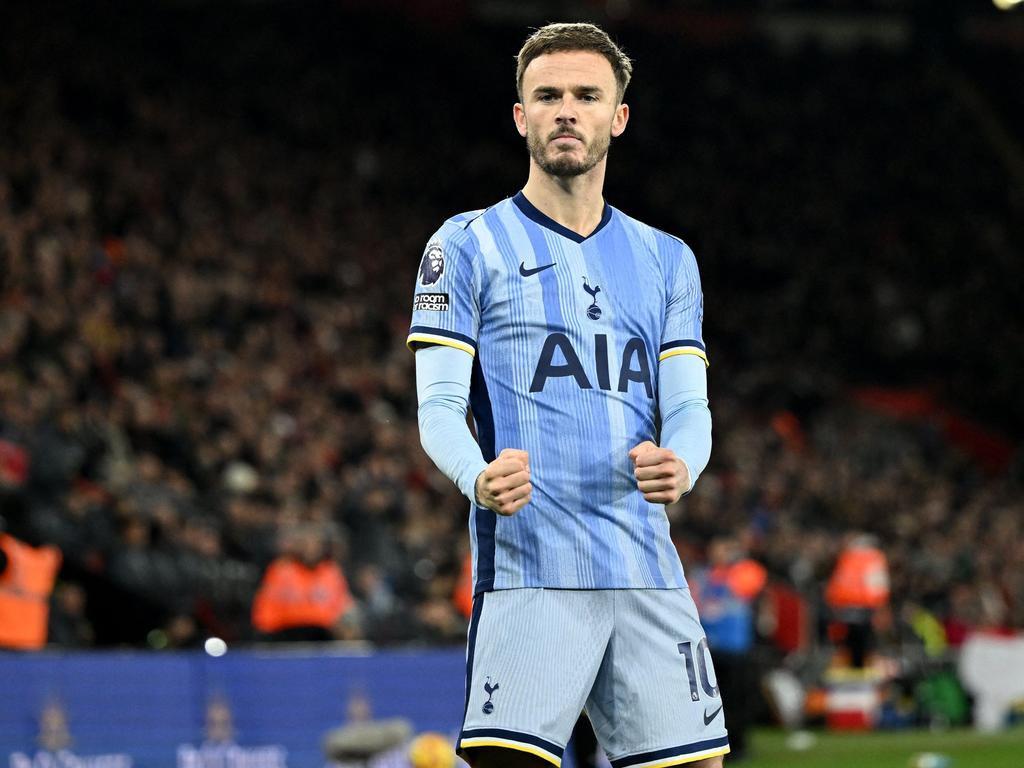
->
<box><xmin>0</xmin><ymin>648</ymin><xmax>467</xmax><ymax>768</ymax></box>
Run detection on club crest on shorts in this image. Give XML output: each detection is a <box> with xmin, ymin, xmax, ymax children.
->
<box><xmin>419</xmin><ymin>242</ymin><xmax>445</xmax><ymax>285</ymax></box>
<box><xmin>482</xmin><ymin>678</ymin><xmax>499</xmax><ymax>715</ymax></box>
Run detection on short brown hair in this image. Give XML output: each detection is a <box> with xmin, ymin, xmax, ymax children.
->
<box><xmin>516</xmin><ymin>23</ymin><xmax>633</xmax><ymax>104</ymax></box>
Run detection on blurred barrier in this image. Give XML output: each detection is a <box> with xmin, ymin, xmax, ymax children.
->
<box><xmin>0</xmin><ymin>647</ymin><xmax>466</xmax><ymax>768</ymax></box>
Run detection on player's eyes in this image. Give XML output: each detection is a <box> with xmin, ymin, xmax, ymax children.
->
<box><xmin>535</xmin><ymin>92</ymin><xmax>598</xmax><ymax>103</ymax></box>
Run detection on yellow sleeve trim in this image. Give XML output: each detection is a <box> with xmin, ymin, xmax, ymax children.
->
<box><xmin>658</xmin><ymin>347</ymin><xmax>709</xmax><ymax>367</ymax></box>
<box><xmin>459</xmin><ymin>739</ymin><xmax>561</xmax><ymax>767</ymax></box>
<box><xmin>406</xmin><ymin>333</ymin><xmax>476</xmax><ymax>357</ymax></box>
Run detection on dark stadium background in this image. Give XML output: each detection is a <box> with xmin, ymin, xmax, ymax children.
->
<box><xmin>1</xmin><ymin>0</ymin><xmax>1022</xmax><ymax>766</ymax></box>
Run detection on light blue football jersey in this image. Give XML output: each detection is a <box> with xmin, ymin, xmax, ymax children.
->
<box><xmin>408</xmin><ymin>192</ymin><xmax>708</xmax><ymax>593</ymax></box>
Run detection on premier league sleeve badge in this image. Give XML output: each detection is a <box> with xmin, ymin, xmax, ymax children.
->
<box><xmin>419</xmin><ymin>242</ymin><xmax>445</xmax><ymax>286</ymax></box>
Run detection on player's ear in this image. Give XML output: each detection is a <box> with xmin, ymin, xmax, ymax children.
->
<box><xmin>513</xmin><ymin>103</ymin><xmax>528</xmax><ymax>138</ymax></box>
<box><xmin>611</xmin><ymin>102</ymin><xmax>629</xmax><ymax>138</ymax></box>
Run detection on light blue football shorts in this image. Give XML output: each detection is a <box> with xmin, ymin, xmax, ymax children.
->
<box><xmin>457</xmin><ymin>588</ymin><xmax>730</xmax><ymax>767</ymax></box>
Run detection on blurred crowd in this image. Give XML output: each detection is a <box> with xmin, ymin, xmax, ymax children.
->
<box><xmin>0</xmin><ymin>1</ymin><xmax>1021</xmax><ymax>651</ymax></box>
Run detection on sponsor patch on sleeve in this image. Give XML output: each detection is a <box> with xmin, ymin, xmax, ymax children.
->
<box><xmin>413</xmin><ymin>292</ymin><xmax>450</xmax><ymax>312</ymax></box>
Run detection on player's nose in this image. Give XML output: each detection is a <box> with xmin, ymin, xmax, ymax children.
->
<box><xmin>555</xmin><ymin>102</ymin><xmax>577</xmax><ymax>122</ymax></box>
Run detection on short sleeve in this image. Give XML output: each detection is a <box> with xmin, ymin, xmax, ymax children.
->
<box><xmin>407</xmin><ymin>226</ymin><xmax>481</xmax><ymax>357</ymax></box>
<box><xmin>659</xmin><ymin>241</ymin><xmax>708</xmax><ymax>367</ymax></box>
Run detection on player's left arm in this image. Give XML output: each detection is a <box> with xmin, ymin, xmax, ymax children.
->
<box><xmin>632</xmin><ymin>236</ymin><xmax>712</xmax><ymax>503</ymax></box>
<box><xmin>630</xmin><ymin>353</ymin><xmax>711</xmax><ymax>503</ymax></box>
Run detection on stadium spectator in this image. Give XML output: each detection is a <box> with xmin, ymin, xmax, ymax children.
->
<box><xmin>826</xmin><ymin>534</ymin><xmax>891</xmax><ymax>670</ymax></box>
<box><xmin>47</xmin><ymin>582</ymin><xmax>95</xmax><ymax>648</ymax></box>
<box><xmin>252</xmin><ymin>524</ymin><xmax>360</xmax><ymax>641</ymax></box>
<box><xmin>0</xmin><ymin>528</ymin><xmax>62</xmax><ymax>650</ymax></box>
<box><xmin>690</xmin><ymin>537</ymin><xmax>768</xmax><ymax>761</ymax></box>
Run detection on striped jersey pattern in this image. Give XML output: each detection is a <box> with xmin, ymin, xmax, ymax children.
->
<box><xmin>409</xmin><ymin>192</ymin><xmax>707</xmax><ymax>593</ymax></box>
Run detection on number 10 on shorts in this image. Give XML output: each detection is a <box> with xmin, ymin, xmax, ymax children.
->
<box><xmin>678</xmin><ymin>638</ymin><xmax>719</xmax><ymax>701</ymax></box>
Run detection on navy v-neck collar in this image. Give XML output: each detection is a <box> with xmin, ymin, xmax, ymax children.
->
<box><xmin>512</xmin><ymin>191</ymin><xmax>613</xmax><ymax>244</ymax></box>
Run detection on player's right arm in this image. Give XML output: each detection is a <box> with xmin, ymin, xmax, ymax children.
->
<box><xmin>415</xmin><ymin>346</ymin><xmax>532</xmax><ymax>515</ymax></box>
<box><xmin>409</xmin><ymin>224</ymin><xmax>531</xmax><ymax>516</ymax></box>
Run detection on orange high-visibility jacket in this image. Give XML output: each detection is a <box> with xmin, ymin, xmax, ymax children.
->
<box><xmin>0</xmin><ymin>533</ymin><xmax>62</xmax><ymax>650</ymax></box>
<box><xmin>825</xmin><ymin>546</ymin><xmax>890</xmax><ymax>610</ymax></box>
<box><xmin>251</xmin><ymin>558</ymin><xmax>353</xmax><ymax>633</ymax></box>
<box><xmin>452</xmin><ymin>552</ymin><xmax>473</xmax><ymax>620</ymax></box>
<box><xmin>722</xmin><ymin>558</ymin><xmax>768</xmax><ymax>602</ymax></box>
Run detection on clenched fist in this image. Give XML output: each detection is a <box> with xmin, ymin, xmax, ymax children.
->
<box><xmin>628</xmin><ymin>441</ymin><xmax>691</xmax><ymax>504</ymax></box>
<box><xmin>475</xmin><ymin>448</ymin><xmax>532</xmax><ymax>516</ymax></box>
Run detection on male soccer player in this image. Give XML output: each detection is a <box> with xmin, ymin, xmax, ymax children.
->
<box><xmin>409</xmin><ymin>23</ymin><xmax>728</xmax><ymax>768</ymax></box>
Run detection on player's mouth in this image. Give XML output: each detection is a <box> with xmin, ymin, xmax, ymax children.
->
<box><xmin>551</xmin><ymin>134</ymin><xmax>583</xmax><ymax>145</ymax></box>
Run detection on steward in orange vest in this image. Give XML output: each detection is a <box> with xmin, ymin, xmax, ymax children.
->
<box><xmin>251</xmin><ymin>526</ymin><xmax>355</xmax><ymax>640</ymax></box>
<box><xmin>0</xmin><ymin>533</ymin><xmax>62</xmax><ymax>650</ymax></box>
<box><xmin>826</xmin><ymin>538</ymin><xmax>890</xmax><ymax>611</ymax></box>
<box><xmin>825</xmin><ymin>534</ymin><xmax>890</xmax><ymax>669</ymax></box>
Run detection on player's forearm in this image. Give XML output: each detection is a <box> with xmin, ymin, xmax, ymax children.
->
<box><xmin>416</xmin><ymin>345</ymin><xmax>488</xmax><ymax>503</ymax></box>
<box><xmin>418</xmin><ymin>397</ymin><xmax>488</xmax><ymax>502</ymax></box>
<box><xmin>661</xmin><ymin>403</ymin><xmax>712</xmax><ymax>492</ymax></box>
<box><xmin>659</xmin><ymin>354</ymin><xmax>712</xmax><ymax>492</ymax></box>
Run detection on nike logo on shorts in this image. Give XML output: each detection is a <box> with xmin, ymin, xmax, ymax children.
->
<box><xmin>703</xmin><ymin>705</ymin><xmax>723</xmax><ymax>725</ymax></box>
<box><xmin>519</xmin><ymin>261</ymin><xmax>556</xmax><ymax>277</ymax></box>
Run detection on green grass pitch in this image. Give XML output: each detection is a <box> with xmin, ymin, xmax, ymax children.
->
<box><xmin>742</xmin><ymin>727</ymin><xmax>1024</xmax><ymax>768</ymax></box>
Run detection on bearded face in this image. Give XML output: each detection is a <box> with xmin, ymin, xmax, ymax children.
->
<box><xmin>526</xmin><ymin>123</ymin><xmax>611</xmax><ymax>178</ymax></box>
<box><xmin>515</xmin><ymin>51</ymin><xmax>626</xmax><ymax>181</ymax></box>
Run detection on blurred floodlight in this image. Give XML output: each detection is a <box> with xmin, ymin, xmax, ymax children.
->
<box><xmin>204</xmin><ymin>637</ymin><xmax>228</xmax><ymax>657</ymax></box>
<box><xmin>992</xmin><ymin>0</ymin><xmax>1023</xmax><ymax>10</ymax></box>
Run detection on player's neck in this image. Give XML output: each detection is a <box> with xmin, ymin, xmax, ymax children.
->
<box><xmin>521</xmin><ymin>163</ymin><xmax>606</xmax><ymax>238</ymax></box>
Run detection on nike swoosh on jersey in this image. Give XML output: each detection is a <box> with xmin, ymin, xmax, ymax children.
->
<box><xmin>519</xmin><ymin>261</ymin><xmax>557</xmax><ymax>277</ymax></box>
<box><xmin>703</xmin><ymin>705</ymin><xmax>723</xmax><ymax>725</ymax></box>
